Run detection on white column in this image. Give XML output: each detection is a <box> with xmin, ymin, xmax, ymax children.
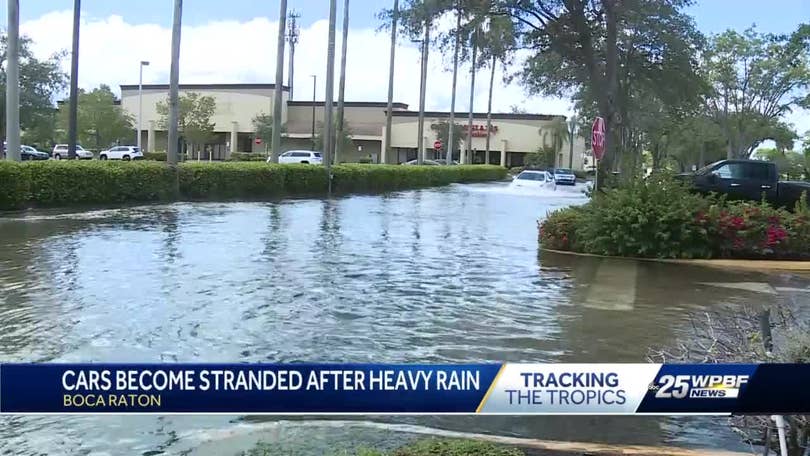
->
<box><xmin>230</xmin><ymin>121</ymin><xmax>239</xmax><ymax>159</ymax></box>
<box><xmin>500</xmin><ymin>139</ymin><xmax>507</xmax><ymax>167</ymax></box>
<box><xmin>460</xmin><ymin>139</ymin><xmax>467</xmax><ymax>164</ymax></box>
<box><xmin>147</xmin><ymin>121</ymin><xmax>156</xmax><ymax>153</ymax></box>
<box><xmin>380</xmin><ymin>127</ymin><xmax>387</xmax><ymax>164</ymax></box>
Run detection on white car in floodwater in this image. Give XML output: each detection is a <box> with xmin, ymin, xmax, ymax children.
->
<box><xmin>510</xmin><ymin>170</ymin><xmax>557</xmax><ymax>190</ymax></box>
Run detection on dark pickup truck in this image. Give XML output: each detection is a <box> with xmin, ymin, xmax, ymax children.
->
<box><xmin>679</xmin><ymin>159</ymin><xmax>810</xmax><ymax>209</ymax></box>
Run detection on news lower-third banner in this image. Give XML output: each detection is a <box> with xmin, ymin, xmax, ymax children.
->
<box><xmin>1</xmin><ymin>363</ymin><xmax>808</xmax><ymax>414</ymax></box>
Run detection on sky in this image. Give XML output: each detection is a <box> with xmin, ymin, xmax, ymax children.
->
<box><xmin>3</xmin><ymin>0</ymin><xmax>810</xmax><ymax>144</ymax></box>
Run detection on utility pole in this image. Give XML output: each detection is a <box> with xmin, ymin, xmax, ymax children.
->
<box><xmin>272</xmin><ymin>0</ymin><xmax>288</xmax><ymax>164</ymax></box>
<box><xmin>416</xmin><ymin>22</ymin><xmax>430</xmax><ymax>165</ymax></box>
<box><xmin>324</xmin><ymin>0</ymin><xmax>338</xmax><ymax>192</ymax></box>
<box><xmin>465</xmin><ymin>27</ymin><xmax>478</xmax><ymax>165</ymax></box>
<box><xmin>5</xmin><ymin>0</ymin><xmax>20</xmax><ymax>161</ymax></box>
<box><xmin>335</xmin><ymin>0</ymin><xmax>350</xmax><ymax>165</ymax></box>
<box><xmin>167</xmin><ymin>0</ymin><xmax>183</xmax><ymax>165</ymax></box>
<box><xmin>383</xmin><ymin>0</ymin><xmax>398</xmax><ymax>164</ymax></box>
<box><xmin>447</xmin><ymin>7</ymin><xmax>461</xmax><ymax>166</ymax></box>
<box><xmin>67</xmin><ymin>0</ymin><xmax>81</xmax><ymax>160</ymax></box>
<box><xmin>286</xmin><ymin>11</ymin><xmax>300</xmax><ymax>101</ymax></box>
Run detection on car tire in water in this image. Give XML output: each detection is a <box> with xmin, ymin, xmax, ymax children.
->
<box><xmin>99</xmin><ymin>155</ymin><xmax>107</xmax><ymax>160</ymax></box>
<box><xmin>53</xmin><ymin>154</ymin><xmax>61</xmax><ymax>160</ymax></box>
<box><xmin>123</xmin><ymin>155</ymin><xmax>130</xmax><ymax>161</ymax></box>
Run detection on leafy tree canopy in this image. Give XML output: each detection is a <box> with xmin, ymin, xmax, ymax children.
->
<box><xmin>56</xmin><ymin>85</ymin><xmax>134</xmax><ymax>150</ymax></box>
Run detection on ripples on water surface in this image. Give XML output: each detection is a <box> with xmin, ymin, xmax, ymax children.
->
<box><xmin>1</xmin><ymin>182</ymin><xmax>805</xmax><ymax>454</ymax></box>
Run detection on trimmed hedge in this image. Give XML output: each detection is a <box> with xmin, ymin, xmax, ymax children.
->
<box><xmin>0</xmin><ymin>161</ymin><xmax>507</xmax><ymax>210</ymax></box>
<box><xmin>143</xmin><ymin>152</ymin><xmax>167</xmax><ymax>161</ymax></box>
<box><xmin>227</xmin><ymin>152</ymin><xmax>267</xmax><ymax>162</ymax></box>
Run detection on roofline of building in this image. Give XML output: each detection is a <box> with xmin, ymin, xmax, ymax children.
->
<box><xmin>120</xmin><ymin>83</ymin><xmax>289</xmax><ymax>91</ymax></box>
<box><xmin>391</xmin><ymin>111</ymin><xmax>564</xmax><ymax>121</ymax></box>
<box><xmin>288</xmin><ymin>100</ymin><xmax>409</xmax><ymax>109</ymax></box>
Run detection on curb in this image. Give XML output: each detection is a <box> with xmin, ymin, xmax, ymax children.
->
<box><xmin>540</xmin><ymin>248</ymin><xmax>810</xmax><ymax>273</ymax></box>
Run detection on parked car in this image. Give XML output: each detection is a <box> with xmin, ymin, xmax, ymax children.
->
<box><xmin>510</xmin><ymin>170</ymin><xmax>556</xmax><ymax>190</ymax></box>
<box><xmin>52</xmin><ymin>144</ymin><xmax>93</xmax><ymax>160</ymax></box>
<box><xmin>275</xmin><ymin>150</ymin><xmax>323</xmax><ymax>164</ymax></box>
<box><xmin>551</xmin><ymin>168</ymin><xmax>577</xmax><ymax>186</ymax></box>
<box><xmin>21</xmin><ymin>145</ymin><xmax>50</xmax><ymax>160</ymax></box>
<box><xmin>433</xmin><ymin>159</ymin><xmax>459</xmax><ymax>165</ymax></box>
<box><xmin>99</xmin><ymin>146</ymin><xmax>143</xmax><ymax>161</ymax></box>
<box><xmin>679</xmin><ymin>159</ymin><xmax>810</xmax><ymax>209</ymax></box>
<box><xmin>403</xmin><ymin>159</ymin><xmax>441</xmax><ymax>166</ymax></box>
<box><xmin>2</xmin><ymin>143</ymin><xmax>49</xmax><ymax>160</ymax></box>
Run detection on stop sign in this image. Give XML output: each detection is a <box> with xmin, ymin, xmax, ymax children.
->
<box><xmin>592</xmin><ymin>117</ymin><xmax>606</xmax><ymax>160</ymax></box>
<box><xmin>255</xmin><ymin>138</ymin><xmax>263</xmax><ymax>145</ymax></box>
<box><xmin>433</xmin><ymin>139</ymin><xmax>443</xmax><ymax>151</ymax></box>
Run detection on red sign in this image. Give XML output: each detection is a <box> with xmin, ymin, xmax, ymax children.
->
<box><xmin>462</xmin><ymin>124</ymin><xmax>499</xmax><ymax>137</ymax></box>
<box><xmin>592</xmin><ymin>117</ymin><xmax>606</xmax><ymax>160</ymax></box>
<box><xmin>433</xmin><ymin>140</ymin><xmax>443</xmax><ymax>151</ymax></box>
<box><xmin>255</xmin><ymin>138</ymin><xmax>263</xmax><ymax>145</ymax></box>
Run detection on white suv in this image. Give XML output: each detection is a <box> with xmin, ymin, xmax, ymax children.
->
<box><xmin>52</xmin><ymin>144</ymin><xmax>94</xmax><ymax>160</ymax></box>
<box><xmin>274</xmin><ymin>150</ymin><xmax>323</xmax><ymax>164</ymax></box>
<box><xmin>99</xmin><ymin>146</ymin><xmax>144</xmax><ymax>161</ymax></box>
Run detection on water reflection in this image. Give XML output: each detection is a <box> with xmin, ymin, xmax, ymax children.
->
<box><xmin>0</xmin><ymin>183</ymin><xmax>804</xmax><ymax>454</ymax></box>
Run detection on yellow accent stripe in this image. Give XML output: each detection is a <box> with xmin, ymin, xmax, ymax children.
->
<box><xmin>476</xmin><ymin>364</ymin><xmax>506</xmax><ymax>413</ymax></box>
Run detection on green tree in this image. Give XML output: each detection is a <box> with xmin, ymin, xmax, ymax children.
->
<box><xmin>703</xmin><ymin>25</ymin><xmax>810</xmax><ymax>158</ymax></box>
<box><xmin>538</xmin><ymin>117</ymin><xmax>568</xmax><ymax>165</ymax></box>
<box><xmin>313</xmin><ymin>119</ymin><xmax>354</xmax><ymax>160</ymax></box>
<box><xmin>430</xmin><ymin>120</ymin><xmax>464</xmax><ymax>156</ymax></box>
<box><xmin>498</xmin><ymin>0</ymin><xmax>705</xmax><ymax>182</ymax></box>
<box><xmin>157</xmin><ymin>92</ymin><xmax>216</xmax><ymax>159</ymax></box>
<box><xmin>56</xmin><ymin>85</ymin><xmax>134</xmax><ymax>150</ymax></box>
<box><xmin>525</xmin><ymin>145</ymin><xmax>556</xmax><ymax>169</ymax></box>
<box><xmin>252</xmin><ymin>113</ymin><xmax>285</xmax><ymax>154</ymax></box>
<box><xmin>0</xmin><ymin>34</ymin><xmax>67</xmax><ymax>143</ymax></box>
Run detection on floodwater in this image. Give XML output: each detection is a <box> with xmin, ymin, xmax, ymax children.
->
<box><xmin>0</xmin><ymin>181</ymin><xmax>807</xmax><ymax>455</ymax></box>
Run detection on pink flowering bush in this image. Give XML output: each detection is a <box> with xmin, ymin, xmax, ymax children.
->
<box><xmin>540</xmin><ymin>175</ymin><xmax>810</xmax><ymax>260</ymax></box>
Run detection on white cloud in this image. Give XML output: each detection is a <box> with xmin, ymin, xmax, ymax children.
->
<box><xmin>19</xmin><ymin>10</ymin><xmax>807</xmax><ymax>148</ymax></box>
<box><xmin>19</xmin><ymin>11</ymin><xmax>572</xmax><ymax>116</ymax></box>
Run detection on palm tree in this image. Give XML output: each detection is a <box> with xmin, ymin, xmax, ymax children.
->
<box><xmin>539</xmin><ymin>117</ymin><xmax>569</xmax><ymax>167</ymax></box>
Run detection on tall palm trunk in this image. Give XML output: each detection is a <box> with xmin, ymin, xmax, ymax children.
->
<box><xmin>484</xmin><ymin>54</ymin><xmax>496</xmax><ymax>165</ymax></box>
<box><xmin>465</xmin><ymin>28</ymin><xmax>478</xmax><ymax>165</ymax></box>
<box><xmin>335</xmin><ymin>0</ymin><xmax>350</xmax><ymax>164</ymax></box>
<box><xmin>447</xmin><ymin>7</ymin><xmax>461</xmax><ymax>165</ymax></box>
<box><xmin>383</xmin><ymin>0</ymin><xmax>398</xmax><ymax>164</ymax></box>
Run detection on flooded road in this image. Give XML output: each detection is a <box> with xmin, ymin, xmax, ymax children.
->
<box><xmin>1</xmin><ymin>182</ymin><xmax>807</xmax><ymax>455</ymax></box>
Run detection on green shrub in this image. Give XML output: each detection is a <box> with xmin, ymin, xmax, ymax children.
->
<box><xmin>391</xmin><ymin>439</ymin><xmax>524</xmax><ymax>456</ymax></box>
<box><xmin>0</xmin><ymin>162</ymin><xmax>506</xmax><ymax>210</ymax></box>
<box><xmin>540</xmin><ymin>175</ymin><xmax>810</xmax><ymax>260</ymax></box>
<box><xmin>24</xmin><ymin>161</ymin><xmax>176</xmax><ymax>206</ymax></box>
<box><xmin>228</xmin><ymin>152</ymin><xmax>267</xmax><ymax>162</ymax></box>
<box><xmin>0</xmin><ymin>161</ymin><xmax>30</xmax><ymax>210</ymax></box>
<box><xmin>143</xmin><ymin>152</ymin><xmax>167</xmax><ymax>161</ymax></box>
<box><xmin>179</xmin><ymin>162</ymin><xmax>285</xmax><ymax>199</ymax></box>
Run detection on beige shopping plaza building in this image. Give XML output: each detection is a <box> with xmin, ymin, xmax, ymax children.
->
<box><xmin>120</xmin><ymin>83</ymin><xmax>589</xmax><ymax>169</ymax></box>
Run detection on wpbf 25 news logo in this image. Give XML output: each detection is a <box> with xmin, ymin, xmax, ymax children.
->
<box><xmin>649</xmin><ymin>373</ymin><xmax>748</xmax><ymax>399</ymax></box>
<box><xmin>635</xmin><ymin>364</ymin><xmax>759</xmax><ymax>414</ymax></box>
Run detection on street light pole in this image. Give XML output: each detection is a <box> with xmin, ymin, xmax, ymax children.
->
<box><xmin>167</xmin><ymin>0</ymin><xmax>183</xmax><ymax>166</ymax></box>
<box><xmin>310</xmin><ymin>74</ymin><xmax>317</xmax><ymax>151</ymax></box>
<box><xmin>138</xmin><ymin>61</ymin><xmax>150</xmax><ymax>152</ymax></box>
<box><xmin>5</xmin><ymin>0</ymin><xmax>20</xmax><ymax>161</ymax></box>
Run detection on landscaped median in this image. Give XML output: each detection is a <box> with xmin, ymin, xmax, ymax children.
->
<box><xmin>0</xmin><ymin>160</ymin><xmax>507</xmax><ymax>210</ymax></box>
<box><xmin>539</xmin><ymin>173</ymin><xmax>810</xmax><ymax>261</ymax></box>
